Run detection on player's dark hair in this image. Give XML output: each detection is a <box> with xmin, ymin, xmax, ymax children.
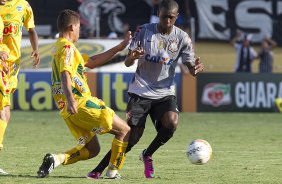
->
<box><xmin>158</xmin><ymin>0</ymin><xmax>179</xmax><ymax>12</ymax></box>
<box><xmin>57</xmin><ymin>9</ymin><xmax>80</xmax><ymax>33</ymax></box>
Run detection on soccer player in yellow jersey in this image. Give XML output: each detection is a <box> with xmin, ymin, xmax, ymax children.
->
<box><xmin>0</xmin><ymin>8</ymin><xmax>10</xmax><ymax>176</ymax></box>
<box><xmin>36</xmin><ymin>9</ymin><xmax>131</xmax><ymax>179</ymax></box>
<box><xmin>0</xmin><ymin>0</ymin><xmax>40</xmax><ymax>175</ymax></box>
<box><xmin>0</xmin><ymin>13</ymin><xmax>9</xmax><ymax>155</ymax></box>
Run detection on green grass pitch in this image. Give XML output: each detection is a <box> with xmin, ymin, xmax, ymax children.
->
<box><xmin>1</xmin><ymin>111</ymin><xmax>282</xmax><ymax>183</ymax></box>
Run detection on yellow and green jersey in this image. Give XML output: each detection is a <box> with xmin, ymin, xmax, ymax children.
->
<box><xmin>0</xmin><ymin>16</ymin><xmax>9</xmax><ymax>55</ymax></box>
<box><xmin>51</xmin><ymin>37</ymin><xmax>91</xmax><ymax>118</ymax></box>
<box><xmin>0</xmin><ymin>0</ymin><xmax>35</xmax><ymax>69</ymax></box>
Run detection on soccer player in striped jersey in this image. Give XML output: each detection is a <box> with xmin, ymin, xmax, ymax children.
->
<box><xmin>88</xmin><ymin>0</ymin><xmax>204</xmax><ymax>179</ymax></box>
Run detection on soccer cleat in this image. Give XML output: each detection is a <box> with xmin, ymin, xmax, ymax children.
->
<box><xmin>0</xmin><ymin>168</ymin><xmax>8</xmax><ymax>175</ymax></box>
<box><xmin>86</xmin><ymin>171</ymin><xmax>102</xmax><ymax>179</ymax></box>
<box><xmin>139</xmin><ymin>149</ymin><xmax>155</xmax><ymax>179</ymax></box>
<box><xmin>37</xmin><ymin>153</ymin><xmax>55</xmax><ymax>178</ymax></box>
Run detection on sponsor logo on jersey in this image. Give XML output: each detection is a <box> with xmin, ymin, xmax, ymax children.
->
<box><xmin>57</xmin><ymin>99</ymin><xmax>66</xmax><ymax>110</ymax></box>
<box><xmin>145</xmin><ymin>54</ymin><xmax>174</xmax><ymax>65</ymax></box>
<box><xmin>52</xmin><ymin>86</ymin><xmax>64</xmax><ymax>95</ymax></box>
<box><xmin>201</xmin><ymin>83</ymin><xmax>231</xmax><ymax>107</ymax></box>
<box><xmin>16</xmin><ymin>6</ymin><xmax>23</xmax><ymax>12</ymax></box>
<box><xmin>77</xmin><ymin>136</ymin><xmax>88</xmax><ymax>146</ymax></box>
<box><xmin>3</xmin><ymin>22</ymin><xmax>20</xmax><ymax>36</ymax></box>
<box><xmin>73</xmin><ymin>75</ymin><xmax>86</xmax><ymax>93</ymax></box>
<box><xmin>91</xmin><ymin>127</ymin><xmax>104</xmax><ymax>134</ymax></box>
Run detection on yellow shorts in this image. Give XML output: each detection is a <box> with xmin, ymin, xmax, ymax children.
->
<box><xmin>63</xmin><ymin>96</ymin><xmax>115</xmax><ymax>149</ymax></box>
<box><xmin>0</xmin><ymin>71</ymin><xmax>11</xmax><ymax>110</ymax></box>
<box><xmin>8</xmin><ymin>75</ymin><xmax>18</xmax><ymax>93</ymax></box>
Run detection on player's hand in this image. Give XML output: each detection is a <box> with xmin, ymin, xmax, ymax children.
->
<box><xmin>189</xmin><ymin>57</ymin><xmax>204</xmax><ymax>76</ymax></box>
<box><xmin>129</xmin><ymin>47</ymin><xmax>145</xmax><ymax>60</ymax></box>
<box><xmin>1</xmin><ymin>60</ymin><xmax>9</xmax><ymax>74</ymax></box>
<box><xmin>118</xmin><ymin>31</ymin><xmax>132</xmax><ymax>51</ymax></box>
<box><xmin>67</xmin><ymin>98</ymin><xmax>78</xmax><ymax>115</ymax></box>
<box><xmin>0</xmin><ymin>51</ymin><xmax>9</xmax><ymax>61</ymax></box>
<box><xmin>0</xmin><ymin>51</ymin><xmax>9</xmax><ymax>74</ymax></box>
<box><xmin>31</xmin><ymin>50</ymin><xmax>40</xmax><ymax>68</ymax></box>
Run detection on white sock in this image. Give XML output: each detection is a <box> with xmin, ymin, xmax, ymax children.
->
<box><xmin>52</xmin><ymin>154</ymin><xmax>65</xmax><ymax>168</ymax></box>
<box><xmin>106</xmin><ymin>163</ymin><xmax>118</xmax><ymax>178</ymax></box>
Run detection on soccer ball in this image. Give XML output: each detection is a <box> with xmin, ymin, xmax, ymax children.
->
<box><xmin>187</xmin><ymin>139</ymin><xmax>212</xmax><ymax>165</ymax></box>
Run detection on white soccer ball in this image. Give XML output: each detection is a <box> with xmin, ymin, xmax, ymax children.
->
<box><xmin>187</xmin><ymin>139</ymin><xmax>212</xmax><ymax>165</ymax></box>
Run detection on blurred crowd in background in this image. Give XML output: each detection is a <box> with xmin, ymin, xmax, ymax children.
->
<box><xmin>27</xmin><ymin>0</ymin><xmax>281</xmax><ymax>73</ymax></box>
<box><xmin>29</xmin><ymin>0</ymin><xmax>191</xmax><ymax>39</ymax></box>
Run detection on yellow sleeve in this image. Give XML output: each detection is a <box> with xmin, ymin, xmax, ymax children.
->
<box><xmin>59</xmin><ymin>45</ymin><xmax>75</xmax><ymax>77</ymax></box>
<box><xmin>82</xmin><ymin>53</ymin><xmax>89</xmax><ymax>65</ymax></box>
<box><xmin>23</xmin><ymin>1</ymin><xmax>35</xmax><ymax>30</ymax></box>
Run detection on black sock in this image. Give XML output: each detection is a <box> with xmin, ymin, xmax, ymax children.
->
<box><xmin>91</xmin><ymin>150</ymin><xmax>111</xmax><ymax>173</ymax></box>
<box><xmin>91</xmin><ymin>143</ymin><xmax>134</xmax><ymax>173</ymax></box>
<box><xmin>144</xmin><ymin>127</ymin><xmax>174</xmax><ymax>157</ymax></box>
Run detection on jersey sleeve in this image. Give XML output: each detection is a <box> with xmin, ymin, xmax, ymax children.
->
<box><xmin>0</xmin><ymin>17</ymin><xmax>10</xmax><ymax>54</ymax></box>
<box><xmin>23</xmin><ymin>1</ymin><xmax>35</xmax><ymax>30</ymax></box>
<box><xmin>181</xmin><ymin>33</ymin><xmax>195</xmax><ymax>65</ymax></box>
<box><xmin>59</xmin><ymin>45</ymin><xmax>75</xmax><ymax>77</ymax></box>
<box><xmin>81</xmin><ymin>53</ymin><xmax>89</xmax><ymax>64</ymax></box>
<box><xmin>0</xmin><ymin>43</ymin><xmax>10</xmax><ymax>54</ymax></box>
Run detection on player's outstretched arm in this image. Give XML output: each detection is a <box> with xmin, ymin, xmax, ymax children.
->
<box><xmin>85</xmin><ymin>31</ymin><xmax>132</xmax><ymax>69</ymax></box>
<box><xmin>61</xmin><ymin>71</ymin><xmax>78</xmax><ymax>115</ymax></box>
<box><xmin>28</xmin><ymin>28</ymin><xmax>40</xmax><ymax>67</ymax></box>
<box><xmin>186</xmin><ymin>57</ymin><xmax>204</xmax><ymax>77</ymax></box>
<box><xmin>230</xmin><ymin>29</ymin><xmax>241</xmax><ymax>47</ymax></box>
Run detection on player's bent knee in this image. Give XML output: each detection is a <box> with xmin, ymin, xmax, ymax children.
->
<box><xmin>87</xmin><ymin>146</ymin><xmax>100</xmax><ymax>159</ymax></box>
<box><xmin>164</xmin><ymin>119</ymin><xmax>178</xmax><ymax>130</ymax></box>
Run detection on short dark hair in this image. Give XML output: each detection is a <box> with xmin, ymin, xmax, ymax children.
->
<box><xmin>57</xmin><ymin>9</ymin><xmax>80</xmax><ymax>32</ymax></box>
<box><xmin>158</xmin><ymin>0</ymin><xmax>179</xmax><ymax>12</ymax></box>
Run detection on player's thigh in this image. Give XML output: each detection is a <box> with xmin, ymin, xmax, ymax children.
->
<box><xmin>151</xmin><ymin>95</ymin><xmax>179</xmax><ymax>129</ymax></box>
<box><xmin>109</xmin><ymin>114</ymin><xmax>130</xmax><ymax>138</ymax></box>
<box><xmin>126</xmin><ymin>93</ymin><xmax>151</xmax><ymax>128</ymax></box>
<box><xmin>0</xmin><ymin>96</ymin><xmax>11</xmax><ymax>122</ymax></box>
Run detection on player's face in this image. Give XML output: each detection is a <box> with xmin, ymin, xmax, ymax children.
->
<box><xmin>262</xmin><ymin>40</ymin><xmax>269</xmax><ymax>48</ymax></box>
<box><xmin>0</xmin><ymin>0</ymin><xmax>7</xmax><ymax>5</ymax></box>
<box><xmin>243</xmin><ymin>39</ymin><xmax>250</xmax><ymax>47</ymax></box>
<box><xmin>158</xmin><ymin>8</ymin><xmax>178</xmax><ymax>30</ymax></box>
<box><xmin>73</xmin><ymin>22</ymin><xmax>80</xmax><ymax>43</ymax></box>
